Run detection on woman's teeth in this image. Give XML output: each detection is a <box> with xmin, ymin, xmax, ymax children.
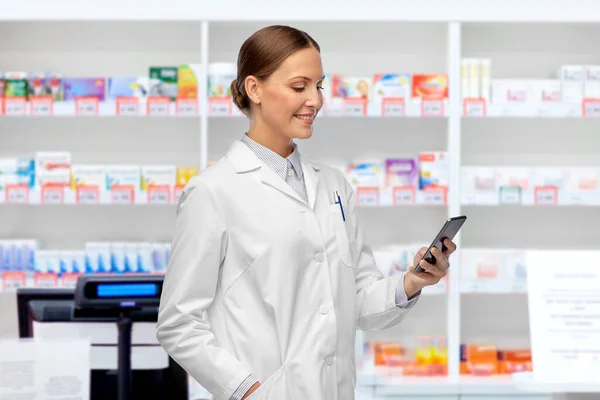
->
<box><xmin>295</xmin><ymin>115</ymin><xmax>314</xmax><ymax>120</ymax></box>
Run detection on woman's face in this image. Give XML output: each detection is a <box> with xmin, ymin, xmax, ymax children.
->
<box><xmin>251</xmin><ymin>47</ymin><xmax>324</xmax><ymax>141</ymax></box>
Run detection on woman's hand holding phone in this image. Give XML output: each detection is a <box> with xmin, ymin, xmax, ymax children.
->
<box><xmin>404</xmin><ymin>239</ymin><xmax>457</xmax><ymax>298</ymax></box>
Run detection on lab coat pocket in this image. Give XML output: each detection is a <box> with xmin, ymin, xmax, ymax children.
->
<box><xmin>329</xmin><ymin>204</ymin><xmax>354</xmax><ymax>267</ymax></box>
<box><xmin>245</xmin><ymin>365</ymin><xmax>287</xmax><ymax>400</ymax></box>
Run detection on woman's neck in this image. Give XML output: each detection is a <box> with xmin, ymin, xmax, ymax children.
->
<box><xmin>247</xmin><ymin>119</ymin><xmax>294</xmax><ymax>158</ymax></box>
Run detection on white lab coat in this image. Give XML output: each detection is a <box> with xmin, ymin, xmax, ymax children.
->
<box><xmin>156</xmin><ymin>140</ymin><xmax>415</xmax><ymax>400</ymax></box>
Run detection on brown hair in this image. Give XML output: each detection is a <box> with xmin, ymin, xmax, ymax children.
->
<box><xmin>230</xmin><ymin>25</ymin><xmax>320</xmax><ymax>116</ymax></box>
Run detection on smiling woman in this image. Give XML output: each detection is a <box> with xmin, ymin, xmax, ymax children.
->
<box><xmin>230</xmin><ymin>25</ymin><xmax>325</xmax><ymax>157</ymax></box>
<box><xmin>156</xmin><ymin>24</ymin><xmax>454</xmax><ymax>400</ymax></box>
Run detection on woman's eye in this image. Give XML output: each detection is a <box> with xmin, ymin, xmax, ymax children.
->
<box><xmin>293</xmin><ymin>87</ymin><xmax>305</xmax><ymax>92</ymax></box>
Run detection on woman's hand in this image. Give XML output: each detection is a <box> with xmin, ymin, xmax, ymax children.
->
<box><xmin>404</xmin><ymin>239</ymin><xmax>457</xmax><ymax>298</ymax></box>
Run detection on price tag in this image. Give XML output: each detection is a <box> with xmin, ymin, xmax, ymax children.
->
<box><xmin>421</xmin><ymin>98</ymin><xmax>444</xmax><ymax>117</ymax></box>
<box><xmin>61</xmin><ymin>273</ymin><xmax>81</xmax><ymax>288</ymax></box>
<box><xmin>343</xmin><ymin>98</ymin><xmax>367</xmax><ymax>117</ymax></box>
<box><xmin>174</xmin><ymin>185</ymin><xmax>185</xmax><ymax>204</ymax></box>
<box><xmin>76</xmin><ymin>186</ymin><xmax>100</xmax><ymax>204</ymax></box>
<box><xmin>176</xmin><ymin>98</ymin><xmax>198</xmax><ymax>116</ymax></box>
<box><xmin>147</xmin><ymin>96</ymin><xmax>170</xmax><ymax>116</ymax></box>
<box><xmin>4</xmin><ymin>97</ymin><xmax>26</xmax><ymax>116</ymax></box>
<box><xmin>116</xmin><ymin>97</ymin><xmax>139</xmax><ymax>116</ymax></box>
<box><xmin>75</xmin><ymin>97</ymin><xmax>99</xmax><ymax>116</ymax></box>
<box><xmin>147</xmin><ymin>185</ymin><xmax>171</xmax><ymax>204</ymax></box>
<box><xmin>5</xmin><ymin>184</ymin><xmax>29</xmax><ymax>204</ymax></box>
<box><xmin>41</xmin><ymin>185</ymin><xmax>64</xmax><ymax>204</ymax></box>
<box><xmin>30</xmin><ymin>96</ymin><xmax>53</xmax><ymax>116</ymax></box>
<box><xmin>534</xmin><ymin>186</ymin><xmax>558</xmax><ymax>205</ymax></box>
<box><xmin>463</xmin><ymin>98</ymin><xmax>486</xmax><ymax>117</ymax></box>
<box><xmin>35</xmin><ymin>273</ymin><xmax>58</xmax><ymax>288</ymax></box>
<box><xmin>111</xmin><ymin>185</ymin><xmax>134</xmax><ymax>204</ymax></box>
<box><xmin>356</xmin><ymin>187</ymin><xmax>379</xmax><ymax>207</ymax></box>
<box><xmin>499</xmin><ymin>186</ymin><xmax>522</xmax><ymax>204</ymax></box>
<box><xmin>422</xmin><ymin>187</ymin><xmax>447</xmax><ymax>205</ymax></box>
<box><xmin>382</xmin><ymin>98</ymin><xmax>406</xmax><ymax>117</ymax></box>
<box><xmin>393</xmin><ymin>186</ymin><xmax>415</xmax><ymax>205</ymax></box>
<box><xmin>208</xmin><ymin>97</ymin><xmax>232</xmax><ymax>116</ymax></box>
<box><xmin>2</xmin><ymin>272</ymin><xmax>26</xmax><ymax>291</ymax></box>
<box><xmin>582</xmin><ymin>99</ymin><xmax>600</xmax><ymax>117</ymax></box>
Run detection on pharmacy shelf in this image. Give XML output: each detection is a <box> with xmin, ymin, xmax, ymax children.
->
<box><xmin>462</xmin><ymin>101</ymin><xmax>597</xmax><ymax>118</ymax></box>
<box><xmin>0</xmin><ymin>187</ymin><xmax>450</xmax><ymax>207</ymax></box>
<box><xmin>512</xmin><ymin>372</ymin><xmax>600</xmax><ymax>394</ymax></box>
<box><xmin>0</xmin><ymin>98</ymin><xmax>448</xmax><ymax>118</ymax></box>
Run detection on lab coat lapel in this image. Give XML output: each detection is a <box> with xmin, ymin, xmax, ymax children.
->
<box><xmin>226</xmin><ymin>140</ymin><xmax>305</xmax><ymax>204</ymax></box>
<box><xmin>301</xmin><ymin>158</ymin><xmax>320</xmax><ymax>210</ymax></box>
<box><xmin>259</xmin><ymin>166</ymin><xmax>305</xmax><ymax>204</ymax></box>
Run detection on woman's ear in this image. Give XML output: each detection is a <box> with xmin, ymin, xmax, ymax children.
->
<box><xmin>245</xmin><ymin>75</ymin><xmax>261</xmax><ymax>106</ymax></box>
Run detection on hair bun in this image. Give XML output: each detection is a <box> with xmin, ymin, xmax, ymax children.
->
<box><xmin>231</xmin><ymin>78</ymin><xmax>250</xmax><ymax>116</ymax></box>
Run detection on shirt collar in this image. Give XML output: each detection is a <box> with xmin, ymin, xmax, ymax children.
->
<box><xmin>241</xmin><ymin>134</ymin><xmax>303</xmax><ymax>180</ymax></box>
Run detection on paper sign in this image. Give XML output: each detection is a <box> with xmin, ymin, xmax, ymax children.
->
<box><xmin>534</xmin><ymin>186</ymin><xmax>558</xmax><ymax>205</ymax></box>
<box><xmin>582</xmin><ymin>98</ymin><xmax>600</xmax><ymax>117</ymax></box>
<box><xmin>208</xmin><ymin>97</ymin><xmax>232</xmax><ymax>116</ymax></box>
<box><xmin>4</xmin><ymin>97</ymin><xmax>26</xmax><ymax>116</ymax></box>
<box><xmin>499</xmin><ymin>186</ymin><xmax>522</xmax><ymax>204</ymax></box>
<box><xmin>463</xmin><ymin>98</ymin><xmax>486</xmax><ymax>117</ymax></box>
<box><xmin>75</xmin><ymin>97</ymin><xmax>99</xmax><ymax>116</ymax></box>
<box><xmin>0</xmin><ymin>338</ymin><xmax>91</xmax><ymax>400</ymax></box>
<box><xmin>147</xmin><ymin>96</ymin><xmax>170</xmax><ymax>116</ymax></box>
<box><xmin>30</xmin><ymin>96</ymin><xmax>54</xmax><ymax>116</ymax></box>
<box><xmin>382</xmin><ymin>97</ymin><xmax>406</xmax><ymax>117</ymax></box>
<box><xmin>2</xmin><ymin>272</ymin><xmax>26</xmax><ymax>290</ymax></box>
<box><xmin>343</xmin><ymin>98</ymin><xmax>367</xmax><ymax>117</ymax></box>
<box><xmin>356</xmin><ymin>187</ymin><xmax>379</xmax><ymax>207</ymax></box>
<box><xmin>61</xmin><ymin>273</ymin><xmax>81</xmax><ymax>288</ymax></box>
<box><xmin>422</xmin><ymin>187</ymin><xmax>447</xmax><ymax>205</ymax></box>
<box><xmin>147</xmin><ymin>185</ymin><xmax>171</xmax><ymax>204</ymax></box>
<box><xmin>176</xmin><ymin>98</ymin><xmax>198</xmax><ymax>116</ymax></box>
<box><xmin>5</xmin><ymin>184</ymin><xmax>29</xmax><ymax>204</ymax></box>
<box><xmin>34</xmin><ymin>273</ymin><xmax>58</xmax><ymax>288</ymax></box>
<box><xmin>111</xmin><ymin>185</ymin><xmax>135</xmax><ymax>204</ymax></box>
<box><xmin>527</xmin><ymin>250</ymin><xmax>600</xmax><ymax>384</ymax></box>
<box><xmin>41</xmin><ymin>185</ymin><xmax>64</xmax><ymax>204</ymax></box>
<box><xmin>76</xmin><ymin>185</ymin><xmax>100</xmax><ymax>204</ymax></box>
<box><xmin>116</xmin><ymin>96</ymin><xmax>139</xmax><ymax>116</ymax></box>
<box><xmin>421</xmin><ymin>98</ymin><xmax>444</xmax><ymax>117</ymax></box>
<box><xmin>393</xmin><ymin>186</ymin><xmax>416</xmax><ymax>205</ymax></box>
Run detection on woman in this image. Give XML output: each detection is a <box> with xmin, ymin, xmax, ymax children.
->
<box><xmin>156</xmin><ymin>25</ymin><xmax>456</xmax><ymax>400</ymax></box>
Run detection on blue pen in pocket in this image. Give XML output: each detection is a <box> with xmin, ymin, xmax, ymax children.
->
<box><xmin>334</xmin><ymin>191</ymin><xmax>345</xmax><ymax>222</ymax></box>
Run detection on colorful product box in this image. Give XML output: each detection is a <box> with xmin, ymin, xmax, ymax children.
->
<box><xmin>4</xmin><ymin>72</ymin><xmax>28</xmax><ymax>98</ymax></box>
<box><xmin>373</xmin><ymin>73</ymin><xmax>411</xmax><ymax>102</ymax></box>
<box><xmin>176</xmin><ymin>166</ymin><xmax>199</xmax><ymax>187</ymax></box>
<box><xmin>71</xmin><ymin>165</ymin><xmax>107</xmax><ymax>190</ymax></box>
<box><xmin>341</xmin><ymin>77</ymin><xmax>372</xmax><ymax>101</ymax></box>
<box><xmin>141</xmin><ymin>165</ymin><xmax>176</xmax><ymax>190</ymax></box>
<box><xmin>63</xmin><ymin>78</ymin><xmax>106</xmax><ymax>101</ymax></box>
<box><xmin>106</xmin><ymin>165</ymin><xmax>141</xmax><ymax>190</ymax></box>
<box><xmin>418</xmin><ymin>152</ymin><xmax>449</xmax><ymax>190</ymax></box>
<box><xmin>107</xmin><ymin>77</ymin><xmax>149</xmax><ymax>100</ymax></box>
<box><xmin>84</xmin><ymin>242</ymin><xmax>111</xmax><ymax>274</ymax></box>
<box><xmin>149</xmin><ymin>67</ymin><xmax>178</xmax><ymax>101</ymax></box>
<box><xmin>385</xmin><ymin>158</ymin><xmax>418</xmax><ymax>187</ymax></box>
<box><xmin>412</xmin><ymin>74</ymin><xmax>448</xmax><ymax>101</ymax></box>
<box><xmin>347</xmin><ymin>162</ymin><xmax>384</xmax><ymax>189</ymax></box>
<box><xmin>35</xmin><ymin>152</ymin><xmax>72</xmax><ymax>188</ymax></box>
<box><xmin>0</xmin><ymin>158</ymin><xmax>35</xmax><ymax>189</ymax></box>
<box><xmin>59</xmin><ymin>250</ymin><xmax>85</xmax><ymax>275</ymax></box>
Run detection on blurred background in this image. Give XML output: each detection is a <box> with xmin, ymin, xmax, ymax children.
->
<box><xmin>1</xmin><ymin>1</ymin><xmax>600</xmax><ymax>399</ymax></box>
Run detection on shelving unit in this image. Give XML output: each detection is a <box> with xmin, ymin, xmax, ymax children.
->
<box><xmin>2</xmin><ymin>2</ymin><xmax>600</xmax><ymax>398</ymax></box>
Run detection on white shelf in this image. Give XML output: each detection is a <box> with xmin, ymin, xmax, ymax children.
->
<box><xmin>0</xmin><ymin>98</ymin><xmax>448</xmax><ymax>118</ymax></box>
<box><xmin>462</xmin><ymin>102</ymin><xmax>587</xmax><ymax>118</ymax></box>
<box><xmin>512</xmin><ymin>373</ymin><xmax>600</xmax><ymax>394</ymax></box>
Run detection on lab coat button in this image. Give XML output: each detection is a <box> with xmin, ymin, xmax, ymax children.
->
<box><xmin>325</xmin><ymin>356</ymin><xmax>334</xmax><ymax>365</ymax></box>
<box><xmin>314</xmin><ymin>253</ymin><xmax>324</xmax><ymax>262</ymax></box>
<box><xmin>319</xmin><ymin>305</ymin><xmax>330</xmax><ymax>315</ymax></box>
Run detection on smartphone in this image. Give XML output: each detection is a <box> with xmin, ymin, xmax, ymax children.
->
<box><xmin>414</xmin><ymin>215</ymin><xmax>467</xmax><ymax>273</ymax></box>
